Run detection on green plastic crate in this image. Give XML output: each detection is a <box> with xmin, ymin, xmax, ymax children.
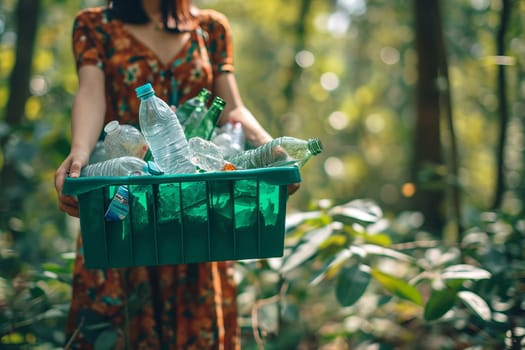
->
<box><xmin>63</xmin><ymin>167</ymin><xmax>301</xmax><ymax>269</ymax></box>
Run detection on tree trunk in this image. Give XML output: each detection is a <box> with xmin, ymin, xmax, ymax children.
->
<box><xmin>4</xmin><ymin>0</ymin><xmax>40</xmax><ymax>129</ymax></box>
<box><xmin>277</xmin><ymin>0</ymin><xmax>312</xmax><ymax>132</ymax></box>
<box><xmin>0</xmin><ymin>0</ymin><xmax>40</xmax><ymax>224</ymax></box>
<box><xmin>412</xmin><ymin>0</ymin><xmax>445</xmax><ymax>231</ymax></box>
<box><xmin>435</xmin><ymin>2</ymin><xmax>463</xmax><ymax>240</ymax></box>
<box><xmin>491</xmin><ymin>0</ymin><xmax>511</xmax><ymax>210</ymax></box>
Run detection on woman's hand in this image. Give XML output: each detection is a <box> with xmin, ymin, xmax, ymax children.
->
<box><xmin>287</xmin><ymin>183</ymin><xmax>301</xmax><ymax>195</ymax></box>
<box><xmin>55</xmin><ymin>150</ymin><xmax>90</xmax><ymax>217</ymax></box>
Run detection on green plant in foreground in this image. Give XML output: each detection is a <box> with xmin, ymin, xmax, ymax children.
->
<box><xmin>243</xmin><ymin>199</ymin><xmax>524</xmax><ymax>349</ymax></box>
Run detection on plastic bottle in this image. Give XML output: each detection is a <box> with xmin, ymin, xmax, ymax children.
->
<box><xmin>213</xmin><ymin>121</ymin><xmax>245</xmax><ymax>158</ymax></box>
<box><xmin>103</xmin><ymin>121</ymin><xmax>149</xmax><ymax>159</ymax></box>
<box><xmin>178</xmin><ymin>88</ymin><xmax>212</xmax><ymax>126</ymax></box>
<box><xmin>188</xmin><ymin>137</ymin><xmax>236</xmax><ymax>172</ymax></box>
<box><xmin>135</xmin><ymin>83</ymin><xmax>195</xmax><ymax>174</ymax></box>
<box><xmin>80</xmin><ymin>156</ymin><xmax>149</xmax><ymax>177</ymax></box>
<box><xmin>89</xmin><ymin>141</ymin><xmax>109</xmax><ymax>164</ymax></box>
<box><xmin>230</xmin><ymin>122</ymin><xmax>245</xmax><ymax>152</ymax></box>
<box><xmin>226</xmin><ymin>136</ymin><xmax>323</xmax><ymax>169</ymax></box>
<box><xmin>184</xmin><ymin>96</ymin><xmax>226</xmax><ymax>140</ymax></box>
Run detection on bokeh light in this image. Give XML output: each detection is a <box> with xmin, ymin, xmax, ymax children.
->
<box><xmin>295</xmin><ymin>50</ymin><xmax>315</xmax><ymax>68</ymax></box>
<box><xmin>328</xmin><ymin>111</ymin><xmax>349</xmax><ymax>130</ymax></box>
<box><xmin>320</xmin><ymin>72</ymin><xmax>340</xmax><ymax>91</ymax></box>
<box><xmin>324</xmin><ymin>156</ymin><xmax>345</xmax><ymax>178</ymax></box>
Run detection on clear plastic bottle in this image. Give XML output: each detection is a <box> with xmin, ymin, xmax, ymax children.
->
<box><xmin>229</xmin><ymin>122</ymin><xmax>245</xmax><ymax>152</ymax></box>
<box><xmin>184</xmin><ymin>96</ymin><xmax>226</xmax><ymax>140</ymax></box>
<box><xmin>103</xmin><ymin>121</ymin><xmax>149</xmax><ymax>159</ymax></box>
<box><xmin>135</xmin><ymin>83</ymin><xmax>195</xmax><ymax>174</ymax></box>
<box><xmin>211</xmin><ymin>122</ymin><xmax>244</xmax><ymax>158</ymax></box>
<box><xmin>80</xmin><ymin>156</ymin><xmax>149</xmax><ymax>177</ymax></box>
<box><xmin>226</xmin><ymin>136</ymin><xmax>323</xmax><ymax>169</ymax></box>
<box><xmin>89</xmin><ymin>141</ymin><xmax>109</xmax><ymax>164</ymax></box>
<box><xmin>188</xmin><ymin>137</ymin><xmax>236</xmax><ymax>172</ymax></box>
<box><xmin>178</xmin><ymin>88</ymin><xmax>212</xmax><ymax>126</ymax></box>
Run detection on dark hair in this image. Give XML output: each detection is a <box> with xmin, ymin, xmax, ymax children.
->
<box><xmin>107</xmin><ymin>0</ymin><xmax>196</xmax><ymax>32</ymax></box>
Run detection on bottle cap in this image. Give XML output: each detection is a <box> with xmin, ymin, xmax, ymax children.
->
<box><xmin>146</xmin><ymin>161</ymin><xmax>164</xmax><ymax>175</ymax></box>
<box><xmin>104</xmin><ymin>120</ymin><xmax>120</xmax><ymax>134</ymax></box>
<box><xmin>307</xmin><ymin>138</ymin><xmax>323</xmax><ymax>155</ymax></box>
<box><xmin>135</xmin><ymin>83</ymin><xmax>155</xmax><ymax>99</ymax></box>
<box><xmin>198</xmin><ymin>88</ymin><xmax>212</xmax><ymax>100</ymax></box>
<box><xmin>211</xmin><ymin>96</ymin><xmax>226</xmax><ymax>108</ymax></box>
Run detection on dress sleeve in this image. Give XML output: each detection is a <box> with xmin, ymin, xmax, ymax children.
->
<box><xmin>72</xmin><ymin>10</ymin><xmax>105</xmax><ymax>71</ymax></box>
<box><xmin>202</xmin><ymin>10</ymin><xmax>235</xmax><ymax>76</ymax></box>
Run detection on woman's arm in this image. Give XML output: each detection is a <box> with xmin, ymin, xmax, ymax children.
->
<box><xmin>55</xmin><ymin>65</ymin><xmax>106</xmax><ymax>217</ymax></box>
<box><xmin>70</xmin><ymin>66</ymin><xmax>107</xmax><ymax>169</ymax></box>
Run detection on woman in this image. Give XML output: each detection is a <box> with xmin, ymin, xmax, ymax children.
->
<box><xmin>55</xmin><ymin>0</ymin><xmax>297</xmax><ymax>348</ymax></box>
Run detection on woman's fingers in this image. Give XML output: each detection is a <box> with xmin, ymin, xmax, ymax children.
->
<box><xmin>58</xmin><ymin>194</ymin><xmax>79</xmax><ymax>217</ymax></box>
<box><xmin>55</xmin><ymin>157</ymin><xmax>81</xmax><ymax>217</ymax></box>
<box><xmin>287</xmin><ymin>183</ymin><xmax>300</xmax><ymax>196</ymax></box>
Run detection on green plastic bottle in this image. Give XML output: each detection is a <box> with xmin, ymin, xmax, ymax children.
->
<box><xmin>177</xmin><ymin>88</ymin><xmax>212</xmax><ymax>126</ymax></box>
<box><xmin>184</xmin><ymin>96</ymin><xmax>226</xmax><ymax>140</ymax></box>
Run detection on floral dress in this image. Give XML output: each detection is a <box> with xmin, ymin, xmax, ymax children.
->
<box><xmin>67</xmin><ymin>7</ymin><xmax>239</xmax><ymax>349</ymax></box>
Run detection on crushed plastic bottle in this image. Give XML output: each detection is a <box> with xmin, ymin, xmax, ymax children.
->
<box><xmin>226</xmin><ymin>136</ymin><xmax>323</xmax><ymax>169</ymax></box>
<box><xmin>212</xmin><ymin>121</ymin><xmax>245</xmax><ymax>158</ymax></box>
<box><xmin>135</xmin><ymin>83</ymin><xmax>195</xmax><ymax>174</ymax></box>
<box><xmin>80</xmin><ymin>156</ymin><xmax>149</xmax><ymax>177</ymax></box>
<box><xmin>188</xmin><ymin>137</ymin><xmax>236</xmax><ymax>172</ymax></box>
<box><xmin>103</xmin><ymin>121</ymin><xmax>149</xmax><ymax>159</ymax></box>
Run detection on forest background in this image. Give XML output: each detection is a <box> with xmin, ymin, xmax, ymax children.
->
<box><xmin>0</xmin><ymin>0</ymin><xmax>524</xmax><ymax>349</ymax></box>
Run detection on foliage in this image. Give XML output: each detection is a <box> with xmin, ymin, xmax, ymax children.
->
<box><xmin>238</xmin><ymin>200</ymin><xmax>525</xmax><ymax>349</ymax></box>
<box><xmin>0</xmin><ymin>0</ymin><xmax>524</xmax><ymax>348</ymax></box>
<box><xmin>0</xmin><ymin>250</ymin><xmax>72</xmax><ymax>348</ymax></box>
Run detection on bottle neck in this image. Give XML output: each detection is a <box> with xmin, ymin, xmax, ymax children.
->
<box><xmin>197</xmin><ymin>89</ymin><xmax>212</xmax><ymax>103</ymax></box>
<box><xmin>307</xmin><ymin>138</ymin><xmax>323</xmax><ymax>155</ymax></box>
<box><xmin>104</xmin><ymin>121</ymin><xmax>120</xmax><ymax>135</ymax></box>
<box><xmin>139</xmin><ymin>92</ymin><xmax>155</xmax><ymax>100</ymax></box>
<box><xmin>205</xmin><ymin>99</ymin><xmax>225</xmax><ymax>120</ymax></box>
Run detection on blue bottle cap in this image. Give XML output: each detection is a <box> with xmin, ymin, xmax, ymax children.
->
<box><xmin>135</xmin><ymin>83</ymin><xmax>155</xmax><ymax>99</ymax></box>
<box><xmin>146</xmin><ymin>161</ymin><xmax>164</xmax><ymax>175</ymax></box>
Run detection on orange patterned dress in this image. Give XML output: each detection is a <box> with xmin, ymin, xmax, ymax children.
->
<box><xmin>67</xmin><ymin>7</ymin><xmax>239</xmax><ymax>349</ymax></box>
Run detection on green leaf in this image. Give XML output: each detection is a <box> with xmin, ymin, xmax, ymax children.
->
<box><xmin>309</xmin><ymin>248</ymin><xmax>353</xmax><ymax>286</ymax></box>
<box><xmin>441</xmin><ymin>264</ymin><xmax>491</xmax><ymax>281</ymax></box>
<box><xmin>281</xmin><ymin>224</ymin><xmax>334</xmax><ymax>273</ymax></box>
<box><xmin>361</xmin><ymin>232</ymin><xmax>392</xmax><ymax>246</ymax></box>
<box><xmin>371</xmin><ymin>268</ymin><xmax>423</xmax><ymax>305</ymax></box>
<box><xmin>329</xmin><ymin>199</ymin><xmax>383</xmax><ymax>224</ymax></box>
<box><xmin>29</xmin><ymin>286</ymin><xmax>46</xmax><ymax>299</ymax></box>
<box><xmin>458</xmin><ymin>291</ymin><xmax>491</xmax><ymax>321</ymax></box>
<box><xmin>40</xmin><ymin>262</ymin><xmax>72</xmax><ymax>275</ymax></box>
<box><xmin>423</xmin><ymin>288</ymin><xmax>457</xmax><ymax>321</ymax></box>
<box><xmin>362</xmin><ymin>244</ymin><xmax>414</xmax><ymax>262</ymax></box>
<box><xmin>335</xmin><ymin>264</ymin><xmax>371</xmax><ymax>306</ymax></box>
<box><xmin>94</xmin><ymin>329</ymin><xmax>118</xmax><ymax>350</ymax></box>
<box><xmin>481</xmin><ymin>248</ymin><xmax>508</xmax><ymax>274</ymax></box>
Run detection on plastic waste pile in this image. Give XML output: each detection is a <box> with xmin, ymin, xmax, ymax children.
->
<box><xmin>85</xmin><ymin>83</ymin><xmax>323</xmax><ymax>177</ymax></box>
<box><xmin>81</xmin><ymin>83</ymin><xmax>323</xmax><ymax>222</ymax></box>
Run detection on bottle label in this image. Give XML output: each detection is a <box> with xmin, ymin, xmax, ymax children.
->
<box><xmin>105</xmin><ymin>185</ymin><xmax>130</xmax><ymax>221</ymax></box>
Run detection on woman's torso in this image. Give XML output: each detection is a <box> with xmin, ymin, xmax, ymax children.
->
<box><xmin>73</xmin><ymin>7</ymin><xmax>231</xmax><ymax>127</ymax></box>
